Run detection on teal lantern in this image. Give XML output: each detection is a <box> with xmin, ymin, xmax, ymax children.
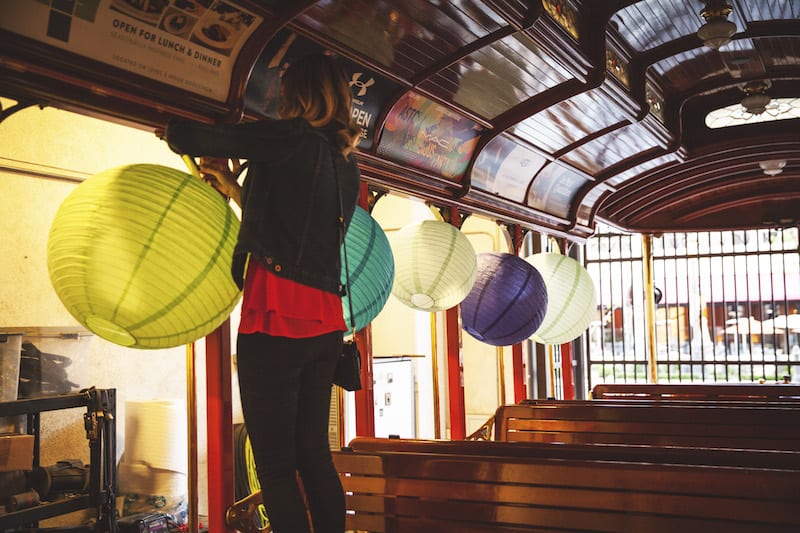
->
<box><xmin>47</xmin><ymin>164</ymin><xmax>241</xmax><ymax>349</ymax></box>
<box><xmin>391</xmin><ymin>220</ymin><xmax>477</xmax><ymax>312</ymax></box>
<box><xmin>341</xmin><ymin>207</ymin><xmax>395</xmax><ymax>331</ymax></box>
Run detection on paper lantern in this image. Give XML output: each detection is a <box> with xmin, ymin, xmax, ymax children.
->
<box><xmin>460</xmin><ymin>252</ymin><xmax>548</xmax><ymax>346</ymax></box>
<box><xmin>525</xmin><ymin>253</ymin><xmax>596</xmax><ymax>345</ymax></box>
<box><xmin>47</xmin><ymin>164</ymin><xmax>241</xmax><ymax>349</ymax></box>
<box><xmin>391</xmin><ymin>220</ymin><xmax>477</xmax><ymax>312</ymax></box>
<box><xmin>341</xmin><ymin>206</ymin><xmax>394</xmax><ymax>331</ymax></box>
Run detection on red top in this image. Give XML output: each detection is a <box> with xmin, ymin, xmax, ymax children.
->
<box><xmin>238</xmin><ymin>258</ymin><xmax>347</xmax><ymax>338</ymax></box>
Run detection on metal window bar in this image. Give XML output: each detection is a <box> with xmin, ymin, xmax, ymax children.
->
<box><xmin>585</xmin><ymin>225</ymin><xmax>799</xmax><ymax>387</ymax></box>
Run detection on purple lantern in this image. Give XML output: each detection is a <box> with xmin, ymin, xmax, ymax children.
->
<box><xmin>460</xmin><ymin>252</ymin><xmax>548</xmax><ymax>346</ymax></box>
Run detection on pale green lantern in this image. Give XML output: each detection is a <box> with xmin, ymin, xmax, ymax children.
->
<box><xmin>525</xmin><ymin>252</ymin><xmax>597</xmax><ymax>345</ymax></box>
<box><xmin>47</xmin><ymin>164</ymin><xmax>241</xmax><ymax>349</ymax></box>
<box><xmin>390</xmin><ymin>220</ymin><xmax>477</xmax><ymax>312</ymax></box>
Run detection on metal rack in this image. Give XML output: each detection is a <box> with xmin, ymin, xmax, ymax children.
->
<box><xmin>0</xmin><ymin>388</ymin><xmax>117</xmax><ymax>532</ymax></box>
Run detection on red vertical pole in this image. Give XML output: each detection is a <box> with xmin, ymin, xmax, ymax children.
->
<box><xmin>445</xmin><ymin>306</ymin><xmax>466</xmax><ymax>439</ymax></box>
<box><xmin>511</xmin><ymin>225</ymin><xmax>527</xmax><ymax>402</ymax></box>
<box><xmin>354</xmin><ymin>182</ymin><xmax>375</xmax><ymax>436</ymax></box>
<box><xmin>205</xmin><ymin>320</ymin><xmax>234</xmax><ymax>532</ymax></box>
<box><xmin>445</xmin><ymin>206</ymin><xmax>466</xmax><ymax>439</ymax></box>
<box><xmin>560</xmin><ymin>341</ymin><xmax>576</xmax><ymax>400</ymax></box>
<box><xmin>559</xmin><ymin>238</ymin><xmax>576</xmax><ymax>400</ymax></box>
<box><xmin>512</xmin><ymin>343</ymin><xmax>526</xmax><ymax>402</ymax></box>
<box><xmin>354</xmin><ymin>327</ymin><xmax>375</xmax><ymax>436</ymax></box>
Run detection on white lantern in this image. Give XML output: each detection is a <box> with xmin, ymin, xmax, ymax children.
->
<box><xmin>391</xmin><ymin>220</ymin><xmax>477</xmax><ymax>312</ymax></box>
<box><xmin>525</xmin><ymin>252</ymin><xmax>596</xmax><ymax>344</ymax></box>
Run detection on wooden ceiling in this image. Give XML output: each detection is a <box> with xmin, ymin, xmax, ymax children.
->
<box><xmin>1</xmin><ymin>0</ymin><xmax>798</xmax><ymax>241</ymax></box>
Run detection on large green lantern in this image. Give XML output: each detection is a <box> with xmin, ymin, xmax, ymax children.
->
<box><xmin>47</xmin><ymin>164</ymin><xmax>241</xmax><ymax>349</ymax></box>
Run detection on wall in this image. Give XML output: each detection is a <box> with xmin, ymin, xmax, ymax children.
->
<box><xmin>0</xmin><ymin>97</ymin><xmax>210</xmax><ymax>519</ymax></box>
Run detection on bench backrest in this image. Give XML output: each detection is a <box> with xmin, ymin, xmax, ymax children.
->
<box><xmin>347</xmin><ymin>436</ymin><xmax>800</xmax><ymax>469</ymax></box>
<box><xmin>591</xmin><ymin>382</ymin><xmax>800</xmax><ymax>401</ymax></box>
<box><xmin>333</xmin><ymin>444</ymin><xmax>800</xmax><ymax>532</ymax></box>
<box><xmin>495</xmin><ymin>401</ymin><xmax>800</xmax><ymax>450</ymax></box>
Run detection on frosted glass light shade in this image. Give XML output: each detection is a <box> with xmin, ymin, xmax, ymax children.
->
<box><xmin>47</xmin><ymin>164</ymin><xmax>241</xmax><ymax>349</ymax></box>
<box><xmin>525</xmin><ymin>252</ymin><xmax>596</xmax><ymax>345</ymax></box>
<box><xmin>391</xmin><ymin>220</ymin><xmax>477</xmax><ymax>312</ymax></box>
<box><xmin>341</xmin><ymin>207</ymin><xmax>395</xmax><ymax>331</ymax></box>
<box><xmin>461</xmin><ymin>252</ymin><xmax>548</xmax><ymax>346</ymax></box>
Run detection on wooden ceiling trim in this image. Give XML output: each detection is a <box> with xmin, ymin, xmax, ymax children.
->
<box><xmin>622</xmin><ymin>171</ymin><xmax>791</xmax><ymax>225</ymax></box>
<box><xmin>569</xmin><ymin>131</ymin><xmax>668</xmax><ymax>175</ymax></box>
<box><xmin>599</xmin><ymin>144</ymin><xmax>799</xmax><ymax>227</ymax></box>
<box><xmin>409</xmin><ymin>26</ymin><xmax>519</xmax><ymax>87</ymax></box>
<box><xmin>483</xmin><ymin>0</ymin><xmax>542</xmax><ymax>30</ymax></box>
<box><xmin>525</xmin><ymin>17</ymin><xmax>592</xmax><ymax>82</ymax></box>
<box><xmin>551</xmin><ymin>120</ymin><xmax>629</xmax><ymax>159</ymax></box>
<box><xmin>602</xmin><ymin>146</ymin><xmax>795</xmax><ymax>216</ymax></box>
<box><xmin>513</xmin><ymin>87</ymin><xmax>630</xmax><ymax>153</ymax></box>
<box><xmin>602</xmin><ymin>153</ymin><xmax>682</xmax><ymax>187</ymax></box>
<box><xmin>624</xmin><ymin>187</ymin><xmax>800</xmax><ymax>232</ymax></box>
<box><xmin>572</xmin><ymin>144</ymin><xmax>674</xmax><ymax>213</ymax></box>
<box><xmin>672</xmin><ymin>193</ymin><xmax>800</xmax><ymax>226</ymax></box>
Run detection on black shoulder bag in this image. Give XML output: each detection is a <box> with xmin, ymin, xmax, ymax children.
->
<box><xmin>331</xmin><ymin>152</ymin><xmax>362</xmax><ymax>392</ymax></box>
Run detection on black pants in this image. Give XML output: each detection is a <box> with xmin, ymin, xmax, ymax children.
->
<box><xmin>236</xmin><ymin>331</ymin><xmax>345</xmax><ymax>533</ymax></box>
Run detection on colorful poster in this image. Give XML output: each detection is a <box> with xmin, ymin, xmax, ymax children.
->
<box><xmin>0</xmin><ymin>0</ymin><xmax>261</xmax><ymax>101</ymax></box>
<box><xmin>243</xmin><ymin>29</ymin><xmax>397</xmax><ymax>151</ymax></box>
<box><xmin>377</xmin><ymin>91</ymin><xmax>483</xmax><ymax>181</ymax></box>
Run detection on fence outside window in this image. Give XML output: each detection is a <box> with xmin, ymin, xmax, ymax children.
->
<box><xmin>584</xmin><ymin>226</ymin><xmax>800</xmax><ymax>388</ymax></box>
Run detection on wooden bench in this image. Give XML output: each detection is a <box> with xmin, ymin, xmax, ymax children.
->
<box><xmin>591</xmin><ymin>382</ymin><xmax>800</xmax><ymax>401</ymax></box>
<box><xmin>495</xmin><ymin>401</ymin><xmax>800</xmax><ymax>450</ymax></box>
<box><xmin>333</xmin><ymin>439</ymin><xmax>800</xmax><ymax>532</ymax></box>
<box><xmin>347</xmin><ymin>436</ymin><xmax>800</xmax><ymax>469</ymax></box>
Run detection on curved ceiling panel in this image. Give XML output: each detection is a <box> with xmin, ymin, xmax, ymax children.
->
<box><xmin>511</xmin><ymin>87</ymin><xmax>629</xmax><ymax>153</ymax></box>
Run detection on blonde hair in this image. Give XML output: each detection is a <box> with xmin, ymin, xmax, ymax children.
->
<box><xmin>279</xmin><ymin>54</ymin><xmax>361</xmax><ymax>158</ymax></box>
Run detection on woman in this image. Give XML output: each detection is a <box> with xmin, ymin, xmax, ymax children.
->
<box><xmin>165</xmin><ymin>53</ymin><xmax>361</xmax><ymax>533</ymax></box>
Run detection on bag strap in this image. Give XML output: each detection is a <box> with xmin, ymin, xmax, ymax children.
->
<box><xmin>332</xmin><ymin>150</ymin><xmax>356</xmax><ymax>336</ymax></box>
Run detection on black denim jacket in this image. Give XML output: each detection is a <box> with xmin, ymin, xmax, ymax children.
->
<box><xmin>166</xmin><ymin>116</ymin><xmax>360</xmax><ymax>294</ymax></box>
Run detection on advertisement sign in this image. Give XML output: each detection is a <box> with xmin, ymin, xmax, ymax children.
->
<box><xmin>0</xmin><ymin>0</ymin><xmax>262</xmax><ymax>102</ymax></box>
<box><xmin>377</xmin><ymin>91</ymin><xmax>483</xmax><ymax>181</ymax></box>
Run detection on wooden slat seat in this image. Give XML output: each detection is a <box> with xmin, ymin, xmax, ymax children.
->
<box><xmin>591</xmin><ymin>383</ymin><xmax>800</xmax><ymax>401</ymax></box>
<box><xmin>334</xmin><ymin>443</ymin><xmax>800</xmax><ymax>532</ymax></box>
<box><xmin>495</xmin><ymin>401</ymin><xmax>800</xmax><ymax>450</ymax></box>
<box><xmin>347</xmin><ymin>436</ymin><xmax>800</xmax><ymax>469</ymax></box>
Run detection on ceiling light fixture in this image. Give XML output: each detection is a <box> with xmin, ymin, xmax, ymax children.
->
<box><xmin>741</xmin><ymin>80</ymin><xmax>772</xmax><ymax>115</ymax></box>
<box><xmin>697</xmin><ymin>1</ymin><xmax>736</xmax><ymax>49</ymax></box>
<box><xmin>759</xmin><ymin>160</ymin><xmax>786</xmax><ymax>176</ymax></box>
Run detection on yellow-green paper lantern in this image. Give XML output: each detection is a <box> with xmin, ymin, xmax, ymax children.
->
<box><xmin>525</xmin><ymin>252</ymin><xmax>596</xmax><ymax>345</ymax></box>
<box><xmin>47</xmin><ymin>164</ymin><xmax>241</xmax><ymax>349</ymax></box>
<box><xmin>391</xmin><ymin>220</ymin><xmax>477</xmax><ymax>312</ymax></box>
